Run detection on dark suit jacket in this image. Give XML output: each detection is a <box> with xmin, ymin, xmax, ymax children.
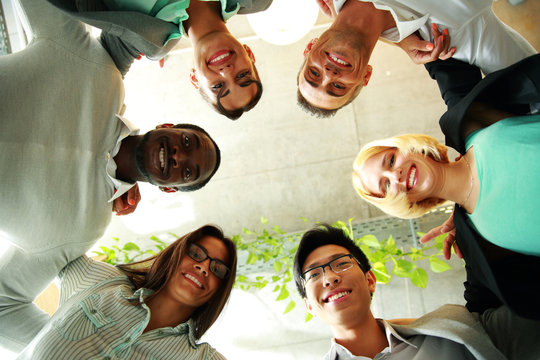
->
<box><xmin>424</xmin><ymin>54</ymin><xmax>540</xmax><ymax>320</ymax></box>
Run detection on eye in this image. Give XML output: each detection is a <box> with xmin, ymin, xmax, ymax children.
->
<box><xmin>389</xmin><ymin>154</ymin><xmax>395</xmax><ymax>167</ymax></box>
<box><xmin>211</xmin><ymin>83</ymin><xmax>223</xmax><ymax>91</ymax></box>
<box><xmin>184</xmin><ymin>168</ymin><xmax>192</xmax><ymax>181</ymax></box>
<box><xmin>183</xmin><ymin>135</ymin><xmax>190</xmax><ymax>148</ymax></box>
<box><xmin>332</xmin><ymin>83</ymin><xmax>345</xmax><ymax>89</ymax></box>
<box><xmin>190</xmin><ymin>247</ymin><xmax>204</xmax><ymax>260</ymax></box>
<box><xmin>309</xmin><ymin>68</ymin><xmax>320</xmax><ymax>77</ymax></box>
<box><xmin>237</xmin><ymin>71</ymin><xmax>250</xmax><ymax>79</ymax></box>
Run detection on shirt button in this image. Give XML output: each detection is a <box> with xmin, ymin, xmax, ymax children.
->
<box><xmin>90</xmin><ymin>309</ymin><xmax>97</xmax><ymax>314</ymax></box>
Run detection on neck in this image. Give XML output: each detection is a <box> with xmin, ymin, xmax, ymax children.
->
<box><xmin>114</xmin><ymin>135</ymin><xmax>144</xmax><ymax>183</ymax></box>
<box><xmin>332</xmin><ymin>313</ymin><xmax>388</xmax><ymax>358</ymax></box>
<box><xmin>437</xmin><ymin>152</ymin><xmax>478</xmax><ymax>213</ymax></box>
<box><xmin>144</xmin><ymin>293</ymin><xmax>195</xmax><ymax>333</ymax></box>
<box><xmin>331</xmin><ymin>1</ymin><xmax>396</xmax><ymax>52</ymax></box>
<box><xmin>185</xmin><ymin>0</ymin><xmax>229</xmax><ymax>43</ymax></box>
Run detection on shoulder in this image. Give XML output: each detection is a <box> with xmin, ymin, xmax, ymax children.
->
<box><xmin>59</xmin><ymin>255</ymin><xmax>126</xmax><ymax>284</ymax></box>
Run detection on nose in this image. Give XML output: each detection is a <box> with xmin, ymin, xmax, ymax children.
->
<box><xmin>170</xmin><ymin>145</ymin><xmax>187</xmax><ymax>168</ymax></box>
<box><xmin>322</xmin><ymin>266</ymin><xmax>341</xmax><ymax>287</ymax></box>
<box><xmin>218</xmin><ymin>64</ymin><xmax>233</xmax><ymax>76</ymax></box>
<box><xmin>324</xmin><ymin>65</ymin><xmax>339</xmax><ymax>76</ymax></box>
<box><xmin>194</xmin><ymin>262</ymin><xmax>209</xmax><ymax>277</ymax></box>
<box><xmin>386</xmin><ymin>167</ymin><xmax>404</xmax><ymax>184</ymax></box>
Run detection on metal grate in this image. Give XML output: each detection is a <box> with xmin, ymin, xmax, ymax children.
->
<box><xmin>0</xmin><ymin>0</ymin><xmax>11</xmax><ymax>55</ymax></box>
<box><xmin>237</xmin><ymin>205</ymin><xmax>455</xmax><ymax>274</ymax></box>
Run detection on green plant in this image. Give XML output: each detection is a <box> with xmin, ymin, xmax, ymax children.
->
<box><xmin>93</xmin><ymin>236</ymin><xmax>168</xmax><ymax>265</ymax></box>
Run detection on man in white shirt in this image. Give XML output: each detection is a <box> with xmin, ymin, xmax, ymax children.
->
<box><xmin>293</xmin><ymin>224</ymin><xmax>540</xmax><ymax>359</ymax></box>
<box><xmin>297</xmin><ymin>0</ymin><xmax>537</xmax><ymax>117</ymax></box>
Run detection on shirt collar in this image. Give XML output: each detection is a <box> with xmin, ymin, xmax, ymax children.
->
<box><xmin>325</xmin><ymin>319</ymin><xmax>417</xmax><ymax>359</ymax></box>
<box><xmin>107</xmin><ymin>114</ymin><xmax>139</xmax><ymax>202</ymax></box>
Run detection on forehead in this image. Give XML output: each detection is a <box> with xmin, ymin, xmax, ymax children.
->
<box><xmin>358</xmin><ymin>148</ymin><xmax>392</xmax><ymax>194</ymax></box>
<box><xmin>196</xmin><ymin>235</ymin><xmax>229</xmax><ymax>264</ymax></box>
<box><xmin>303</xmin><ymin>244</ymin><xmax>351</xmax><ymax>271</ymax></box>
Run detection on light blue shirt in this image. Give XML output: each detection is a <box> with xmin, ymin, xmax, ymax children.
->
<box><xmin>18</xmin><ymin>256</ymin><xmax>226</xmax><ymax>360</ymax></box>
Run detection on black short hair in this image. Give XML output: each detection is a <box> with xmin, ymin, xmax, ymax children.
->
<box><xmin>171</xmin><ymin>123</ymin><xmax>221</xmax><ymax>192</ymax></box>
<box><xmin>293</xmin><ymin>224</ymin><xmax>371</xmax><ymax>298</ymax></box>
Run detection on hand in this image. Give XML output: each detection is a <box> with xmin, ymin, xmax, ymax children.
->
<box><xmin>316</xmin><ymin>0</ymin><xmax>337</xmax><ymax>18</ymax></box>
<box><xmin>396</xmin><ymin>24</ymin><xmax>456</xmax><ymax>65</ymax></box>
<box><xmin>419</xmin><ymin>210</ymin><xmax>463</xmax><ymax>260</ymax></box>
<box><xmin>113</xmin><ymin>183</ymin><xmax>141</xmax><ymax>216</ymax></box>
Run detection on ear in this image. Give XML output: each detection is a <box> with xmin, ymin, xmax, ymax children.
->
<box><xmin>242</xmin><ymin>44</ymin><xmax>256</xmax><ymax>63</ymax></box>
<box><xmin>365</xmin><ymin>270</ymin><xmax>377</xmax><ymax>294</ymax></box>
<box><xmin>190</xmin><ymin>68</ymin><xmax>199</xmax><ymax>90</ymax></box>
<box><xmin>363</xmin><ymin>65</ymin><xmax>373</xmax><ymax>87</ymax></box>
<box><xmin>303</xmin><ymin>296</ymin><xmax>314</xmax><ymax>314</ymax></box>
<box><xmin>155</xmin><ymin>123</ymin><xmax>174</xmax><ymax>129</ymax></box>
<box><xmin>303</xmin><ymin>37</ymin><xmax>319</xmax><ymax>57</ymax></box>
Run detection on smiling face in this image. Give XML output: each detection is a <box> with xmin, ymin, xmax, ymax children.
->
<box><xmin>192</xmin><ymin>32</ymin><xmax>260</xmax><ymax>113</ymax></box>
<box><xmin>355</xmin><ymin>148</ymin><xmax>443</xmax><ymax>205</ymax></box>
<box><xmin>298</xmin><ymin>31</ymin><xmax>372</xmax><ymax>110</ymax></box>
<box><xmin>164</xmin><ymin>236</ymin><xmax>230</xmax><ymax>311</ymax></box>
<box><xmin>136</xmin><ymin>127</ymin><xmax>217</xmax><ymax>188</ymax></box>
<box><xmin>302</xmin><ymin>245</ymin><xmax>375</xmax><ymax>328</ymax></box>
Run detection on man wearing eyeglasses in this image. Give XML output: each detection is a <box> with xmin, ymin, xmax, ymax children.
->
<box><xmin>293</xmin><ymin>224</ymin><xmax>540</xmax><ymax>359</ymax></box>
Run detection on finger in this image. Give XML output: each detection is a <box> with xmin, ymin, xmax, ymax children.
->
<box><xmin>439</xmin><ymin>47</ymin><xmax>456</xmax><ymax>60</ymax></box>
<box><xmin>419</xmin><ymin>226</ymin><xmax>443</xmax><ymax>243</ymax></box>
<box><xmin>443</xmin><ymin>238</ymin><xmax>453</xmax><ymax>260</ymax></box>
<box><xmin>453</xmin><ymin>241</ymin><xmax>464</xmax><ymax>259</ymax></box>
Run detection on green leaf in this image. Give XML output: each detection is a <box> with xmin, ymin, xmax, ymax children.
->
<box><xmin>123</xmin><ymin>242</ymin><xmax>140</xmax><ymax>251</ymax></box>
<box><xmin>409</xmin><ymin>268</ymin><xmax>428</xmax><ymax>288</ymax></box>
<box><xmin>384</xmin><ymin>236</ymin><xmax>397</xmax><ymax>254</ymax></box>
<box><xmin>305</xmin><ymin>312</ymin><xmax>313</xmax><ymax>322</ymax></box>
<box><xmin>283</xmin><ymin>300</ymin><xmax>296</xmax><ymax>314</ymax></box>
<box><xmin>276</xmin><ymin>286</ymin><xmax>289</xmax><ymax>301</ymax></box>
<box><xmin>372</xmin><ymin>262</ymin><xmax>390</xmax><ymax>284</ymax></box>
<box><xmin>273</xmin><ymin>261</ymin><xmax>283</xmax><ymax>273</ymax></box>
<box><xmin>237</xmin><ymin>275</ymin><xmax>247</xmax><ymax>282</ymax></box>
<box><xmin>242</xmin><ymin>228</ymin><xmax>253</xmax><ymax>235</ymax></box>
<box><xmin>394</xmin><ymin>260</ymin><xmax>414</xmax><ymax>277</ymax></box>
<box><xmin>272</xmin><ymin>276</ymin><xmax>281</xmax><ymax>282</ymax></box>
<box><xmin>359</xmin><ymin>234</ymin><xmax>381</xmax><ymax>249</ymax></box>
<box><xmin>246</xmin><ymin>252</ymin><xmax>258</xmax><ymax>265</ymax></box>
<box><xmin>429</xmin><ymin>256</ymin><xmax>452</xmax><ymax>273</ymax></box>
<box><xmin>273</xmin><ymin>225</ymin><xmax>284</xmax><ymax>234</ymax></box>
<box><xmin>300</xmin><ymin>216</ymin><xmax>308</xmax><ymax>223</ymax></box>
<box><xmin>261</xmin><ymin>216</ymin><xmax>268</xmax><ymax>225</ymax></box>
<box><xmin>273</xmin><ymin>285</ymin><xmax>280</xmax><ymax>292</ymax></box>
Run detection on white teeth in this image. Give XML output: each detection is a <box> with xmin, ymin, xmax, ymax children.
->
<box><xmin>408</xmin><ymin>167</ymin><xmax>416</xmax><ymax>189</ymax></box>
<box><xmin>210</xmin><ymin>52</ymin><xmax>231</xmax><ymax>64</ymax></box>
<box><xmin>329</xmin><ymin>54</ymin><xmax>349</xmax><ymax>66</ymax></box>
<box><xmin>159</xmin><ymin>147</ymin><xmax>165</xmax><ymax>171</ymax></box>
<box><xmin>327</xmin><ymin>291</ymin><xmax>350</xmax><ymax>302</ymax></box>
<box><xmin>185</xmin><ymin>274</ymin><xmax>203</xmax><ymax>288</ymax></box>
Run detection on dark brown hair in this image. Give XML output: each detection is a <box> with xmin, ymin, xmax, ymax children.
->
<box><xmin>118</xmin><ymin>224</ymin><xmax>237</xmax><ymax>339</ymax></box>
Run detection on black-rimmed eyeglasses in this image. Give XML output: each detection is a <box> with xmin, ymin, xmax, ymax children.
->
<box><xmin>187</xmin><ymin>243</ymin><xmax>230</xmax><ymax>280</ymax></box>
<box><xmin>301</xmin><ymin>254</ymin><xmax>361</xmax><ymax>286</ymax></box>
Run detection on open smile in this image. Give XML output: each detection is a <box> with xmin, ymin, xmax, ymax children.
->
<box><xmin>325</xmin><ymin>52</ymin><xmax>351</xmax><ymax>68</ymax></box>
<box><xmin>158</xmin><ymin>138</ymin><xmax>169</xmax><ymax>177</ymax></box>
<box><xmin>324</xmin><ymin>289</ymin><xmax>352</xmax><ymax>304</ymax></box>
<box><xmin>184</xmin><ymin>272</ymin><xmax>205</xmax><ymax>289</ymax></box>
<box><xmin>208</xmin><ymin>50</ymin><xmax>233</xmax><ymax>66</ymax></box>
<box><xmin>406</xmin><ymin>165</ymin><xmax>418</xmax><ymax>191</ymax></box>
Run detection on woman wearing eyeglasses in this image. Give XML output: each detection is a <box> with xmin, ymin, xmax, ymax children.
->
<box><xmin>17</xmin><ymin>224</ymin><xmax>236</xmax><ymax>359</ymax></box>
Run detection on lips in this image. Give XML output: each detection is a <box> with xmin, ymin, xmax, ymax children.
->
<box><xmin>184</xmin><ymin>272</ymin><xmax>205</xmax><ymax>289</ymax></box>
<box><xmin>325</xmin><ymin>52</ymin><xmax>351</xmax><ymax>68</ymax></box>
<box><xmin>406</xmin><ymin>165</ymin><xmax>418</xmax><ymax>191</ymax></box>
<box><xmin>208</xmin><ymin>50</ymin><xmax>233</xmax><ymax>66</ymax></box>
<box><xmin>324</xmin><ymin>289</ymin><xmax>352</xmax><ymax>303</ymax></box>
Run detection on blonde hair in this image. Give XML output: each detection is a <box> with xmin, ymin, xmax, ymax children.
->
<box><xmin>352</xmin><ymin>134</ymin><xmax>450</xmax><ymax>219</ymax></box>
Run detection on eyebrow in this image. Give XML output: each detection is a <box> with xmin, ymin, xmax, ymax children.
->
<box><xmin>194</xmin><ymin>165</ymin><xmax>201</xmax><ymax>181</ymax></box>
<box><xmin>193</xmin><ymin>133</ymin><xmax>201</xmax><ymax>149</ymax></box>
<box><xmin>304</xmin><ymin>74</ymin><xmax>319</xmax><ymax>88</ymax></box>
<box><xmin>326</xmin><ymin>89</ymin><xmax>345</xmax><ymax>98</ymax></box>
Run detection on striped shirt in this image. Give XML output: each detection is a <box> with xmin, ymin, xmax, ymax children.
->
<box><xmin>17</xmin><ymin>256</ymin><xmax>226</xmax><ymax>360</ymax></box>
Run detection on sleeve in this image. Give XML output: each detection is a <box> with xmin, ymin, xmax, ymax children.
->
<box><xmin>236</xmin><ymin>0</ymin><xmax>273</xmax><ymax>14</ymax></box>
<box><xmin>57</xmin><ymin>255</ymin><xmax>125</xmax><ymax>306</ymax></box>
<box><xmin>14</xmin><ymin>0</ymin><xmax>88</xmax><ymax>47</ymax></box>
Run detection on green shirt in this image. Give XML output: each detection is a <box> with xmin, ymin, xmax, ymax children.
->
<box><xmin>466</xmin><ymin>114</ymin><xmax>540</xmax><ymax>256</ymax></box>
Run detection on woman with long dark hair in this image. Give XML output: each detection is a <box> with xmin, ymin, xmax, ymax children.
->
<box><xmin>17</xmin><ymin>225</ymin><xmax>237</xmax><ymax>359</ymax></box>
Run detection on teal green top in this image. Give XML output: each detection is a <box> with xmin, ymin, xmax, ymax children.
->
<box><xmin>465</xmin><ymin>114</ymin><xmax>540</xmax><ymax>256</ymax></box>
<box><xmin>104</xmin><ymin>0</ymin><xmax>241</xmax><ymax>43</ymax></box>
